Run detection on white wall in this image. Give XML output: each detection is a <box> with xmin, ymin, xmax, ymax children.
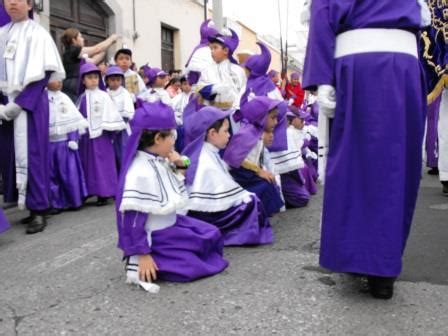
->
<box><xmin>115</xmin><ymin>0</ymin><xmax>204</xmax><ymax>69</ymax></box>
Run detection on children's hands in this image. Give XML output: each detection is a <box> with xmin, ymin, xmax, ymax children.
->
<box><xmin>258</xmin><ymin>169</ymin><xmax>276</xmax><ymax>184</ymax></box>
<box><xmin>139</xmin><ymin>254</ymin><xmax>159</xmax><ymax>282</ymax></box>
<box><xmin>168</xmin><ymin>151</ymin><xmax>184</xmax><ymax>167</ymax></box>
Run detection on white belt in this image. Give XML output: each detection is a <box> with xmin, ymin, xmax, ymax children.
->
<box><xmin>335</xmin><ymin>28</ymin><xmax>418</xmax><ymax>59</ymax></box>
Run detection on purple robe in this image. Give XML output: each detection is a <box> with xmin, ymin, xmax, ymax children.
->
<box><xmin>49</xmin><ymin>132</ymin><xmax>88</xmax><ymax>209</ymax></box>
<box><xmin>303</xmin><ymin>0</ymin><xmax>426</xmax><ymax>277</ymax></box>
<box><xmin>0</xmin><ymin>94</ymin><xmax>16</xmax><ymax>203</ymax></box>
<box><xmin>0</xmin><ymin>74</ymin><xmax>52</xmax><ymax>211</ymax></box>
<box><xmin>78</xmin><ymin>96</ymin><xmax>118</xmax><ymax>198</ymax></box>
<box><xmin>425</xmin><ymin>95</ymin><xmax>440</xmax><ymax>168</ymax></box>
<box><xmin>0</xmin><ymin>208</ymin><xmax>10</xmax><ymax>234</ymax></box>
<box><xmin>280</xmin><ymin>170</ymin><xmax>310</xmax><ymax>208</ymax></box>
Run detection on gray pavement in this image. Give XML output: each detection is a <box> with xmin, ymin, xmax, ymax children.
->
<box><xmin>0</xmin><ymin>171</ymin><xmax>447</xmax><ymax>336</ymax></box>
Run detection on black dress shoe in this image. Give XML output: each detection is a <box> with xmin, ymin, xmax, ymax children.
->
<box><xmin>367</xmin><ymin>276</ymin><xmax>395</xmax><ymax>300</ymax></box>
<box><xmin>442</xmin><ymin>181</ymin><xmax>448</xmax><ymax>196</ymax></box>
<box><xmin>48</xmin><ymin>208</ymin><xmax>62</xmax><ymax>216</ymax></box>
<box><xmin>20</xmin><ymin>212</ymin><xmax>36</xmax><ymax>225</ymax></box>
<box><xmin>428</xmin><ymin>167</ymin><xmax>439</xmax><ymax>175</ymax></box>
<box><xmin>96</xmin><ymin>197</ymin><xmax>109</xmax><ymax>206</ymax></box>
<box><xmin>25</xmin><ymin>215</ymin><xmax>47</xmax><ymax>234</ymax></box>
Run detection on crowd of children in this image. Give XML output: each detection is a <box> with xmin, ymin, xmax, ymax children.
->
<box><xmin>0</xmin><ymin>11</ymin><xmax>320</xmax><ymax>290</ymax></box>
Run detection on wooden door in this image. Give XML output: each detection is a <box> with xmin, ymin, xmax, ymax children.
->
<box><xmin>50</xmin><ymin>0</ymin><xmax>109</xmax><ymax>54</ymax></box>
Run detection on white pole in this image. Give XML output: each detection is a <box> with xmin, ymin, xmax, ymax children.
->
<box><xmin>213</xmin><ymin>0</ymin><xmax>224</xmax><ymax>31</ymax></box>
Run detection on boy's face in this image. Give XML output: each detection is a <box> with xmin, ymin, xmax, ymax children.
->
<box><xmin>207</xmin><ymin>118</ymin><xmax>230</xmax><ymax>149</ymax></box>
<box><xmin>115</xmin><ymin>54</ymin><xmax>132</xmax><ymax>71</ymax></box>
<box><xmin>47</xmin><ymin>81</ymin><xmax>63</xmax><ymax>91</ymax></box>
<box><xmin>181</xmin><ymin>81</ymin><xmax>191</xmax><ymax>93</ymax></box>
<box><xmin>5</xmin><ymin>0</ymin><xmax>31</xmax><ymax>22</ymax></box>
<box><xmin>290</xmin><ymin>78</ymin><xmax>300</xmax><ymax>86</ymax></box>
<box><xmin>155</xmin><ymin>130</ymin><xmax>176</xmax><ymax>158</ymax></box>
<box><xmin>210</xmin><ymin>42</ymin><xmax>229</xmax><ymax>63</ymax></box>
<box><xmin>153</xmin><ymin>75</ymin><xmax>168</xmax><ymax>88</ymax></box>
<box><xmin>292</xmin><ymin>117</ymin><xmax>305</xmax><ymax>130</ymax></box>
<box><xmin>263</xmin><ymin>131</ymin><xmax>274</xmax><ymax>147</ymax></box>
<box><xmin>264</xmin><ymin>108</ymin><xmax>279</xmax><ymax>132</ymax></box>
<box><xmin>83</xmin><ymin>73</ymin><xmax>100</xmax><ymax>90</ymax></box>
<box><xmin>271</xmin><ymin>74</ymin><xmax>280</xmax><ymax>84</ymax></box>
<box><xmin>106</xmin><ymin>75</ymin><xmax>123</xmax><ymax>90</ymax></box>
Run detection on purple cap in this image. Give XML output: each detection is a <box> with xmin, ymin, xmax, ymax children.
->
<box><xmin>185</xmin><ymin>106</ymin><xmax>231</xmax><ymax>141</ymax></box>
<box><xmin>78</xmin><ymin>62</ymin><xmax>106</xmax><ymax>94</ymax></box>
<box><xmin>268</xmin><ymin>70</ymin><xmax>279</xmax><ymax>78</ymax></box>
<box><xmin>241</xmin><ymin>96</ymin><xmax>282</xmax><ymax>127</ymax></box>
<box><xmin>182</xmin><ymin>106</ymin><xmax>231</xmax><ymax>185</ymax></box>
<box><xmin>132</xmin><ymin>100</ymin><xmax>176</xmax><ymax>131</ymax></box>
<box><xmin>147</xmin><ymin>67</ymin><xmax>168</xmax><ymax>86</ymax></box>
<box><xmin>200</xmin><ymin>19</ymin><xmax>219</xmax><ymax>44</ymax></box>
<box><xmin>290</xmin><ymin>72</ymin><xmax>300</xmax><ymax>80</ymax></box>
<box><xmin>105</xmin><ymin>65</ymin><xmax>124</xmax><ymax>78</ymax></box>
<box><xmin>208</xmin><ymin>28</ymin><xmax>240</xmax><ymax>64</ymax></box>
<box><xmin>242</xmin><ymin>42</ymin><xmax>271</xmax><ymax>78</ymax></box>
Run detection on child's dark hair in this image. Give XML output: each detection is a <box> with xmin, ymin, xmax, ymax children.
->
<box><xmin>206</xmin><ymin>118</ymin><xmax>227</xmax><ymax>139</ymax></box>
<box><xmin>180</xmin><ymin>76</ymin><xmax>188</xmax><ymax>84</ymax></box>
<box><xmin>165</xmin><ymin>77</ymin><xmax>181</xmax><ymax>90</ymax></box>
<box><xmin>138</xmin><ymin>129</ymin><xmax>172</xmax><ymax>150</ymax></box>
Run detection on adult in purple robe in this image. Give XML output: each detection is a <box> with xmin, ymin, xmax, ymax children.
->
<box><xmin>0</xmin><ymin>1</ymin><xmax>65</xmax><ymax>234</ymax></box>
<box><xmin>303</xmin><ymin>0</ymin><xmax>428</xmax><ymax>299</ymax></box>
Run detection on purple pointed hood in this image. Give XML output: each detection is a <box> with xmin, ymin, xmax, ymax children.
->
<box><xmin>223</xmin><ymin>96</ymin><xmax>282</xmax><ymax>168</ymax></box>
<box><xmin>200</xmin><ymin>19</ymin><xmax>219</xmax><ymax>44</ymax></box>
<box><xmin>242</xmin><ymin>42</ymin><xmax>271</xmax><ymax>78</ymax></box>
<box><xmin>182</xmin><ymin>106</ymin><xmax>231</xmax><ymax>185</ymax></box>
<box><xmin>208</xmin><ymin>28</ymin><xmax>240</xmax><ymax>64</ymax></box>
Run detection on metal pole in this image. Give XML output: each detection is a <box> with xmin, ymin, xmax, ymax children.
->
<box><xmin>203</xmin><ymin>0</ymin><xmax>208</xmax><ymax>21</ymax></box>
<box><xmin>277</xmin><ymin>0</ymin><xmax>284</xmax><ymax>73</ymax></box>
<box><xmin>213</xmin><ymin>0</ymin><xmax>223</xmax><ymax>31</ymax></box>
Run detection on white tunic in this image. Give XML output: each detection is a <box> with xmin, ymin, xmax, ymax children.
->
<box><xmin>48</xmin><ymin>90</ymin><xmax>88</xmax><ymax>142</ymax></box>
<box><xmin>197</xmin><ymin>59</ymin><xmax>247</xmax><ymax>111</ymax></box>
<box><xmin>138</xmin><ymin>87</ymin><xmax>172</xmax><ymax>106</ymax></box>
<box><xmin>78</xmin><ymin>88</ymin><xmax>126</xmax><ymax>139</ymax></box>
<box><xmin>270</xmin><ymin>126</ymin><xmax>306</xmax><ymax>175</ymax></box>
<box><xmin>187</xmin><ymin>142</ymin><xmax>252</xmax><ymax>212</ymax></box>
<box><xmin>120</xmin><ymin>151</ymin><xmax>188</xmax><ymax>215</ymax></box>
<box><xmin>438</xmin><ymin>90</ymin><xmax>448</xmax><ymax>181</ymax></box>
<box><xmin>172</xmin><ymin>91</ymin><xmax>192</xmax><ymax>126</ymax></box>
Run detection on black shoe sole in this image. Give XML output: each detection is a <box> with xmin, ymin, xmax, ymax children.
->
<box><xmin>26</xmin><ymin>224</ymin><xmax>46</xmax><ymax>234</ymax></box>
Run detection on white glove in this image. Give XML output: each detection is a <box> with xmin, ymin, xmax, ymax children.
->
<box><xmin>417</xmin><ymin>0</ymin><xmax>431</xmax><ymax>27</ymax></box>
<box><xmin>68</xmin><ymin>141</ymin><xmax>79</xmax><ymax>151</ymax></box>
<box><xmin>0</xmin><ymin>102</ymin><xmax>22</xmax><ymax>121</ymax></box>
<box><xmin>212</xmin><ymin>83</ymin><xmax>231</xmax><ymax>95</ymax></box>
<box><xmin>300</xmin><ymin>0</ymin><xmax>312</xmax><ymax>25</ymax></box>
<box><xmin>305</xmin><ymin>133</ymin><xmax>312</xmax><ymax>141</ymax></box>
<box><xmin>288</xmin><ymin>98</ymin><xmax>295</xmax><ymax>106</ymax></box>
<box><xmin>305</xmin><ymin>149</ymin><xmax>318</xmax><ymax>160</ymax></box>
<box><xmin>317</xmin><ymin>85</ymin><xmax>336</xmax><ymax>118</ymax></box>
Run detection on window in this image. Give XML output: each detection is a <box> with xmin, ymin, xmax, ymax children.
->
<box><xmin>161</xmin><ymin>25</ymin><xmax>175</xmax><ymax>72</ymax></box>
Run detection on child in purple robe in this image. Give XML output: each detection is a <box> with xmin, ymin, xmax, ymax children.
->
<box><xmin>183</xmin><ymin>106</ymin><xmax>273</xmax><ymax>246</ymax></box>
<box><xmin>138</xmin><ymin>67</ymin><xmax>172</xmax><ymax>106</ymax></box>
<box><xmin>223</xmin><ymin>97</ymin><xmax>285</xmax><ymax>217</ymax></box>
<box><xmin>48</xmin><ymin>80</ymin><xmax>88</xmax><ymax>212</ymax></box>
<box><xmin>77</xmin><ymin>63</ymin><xmax>126</xmax><ymax>206</ymax></box>
<box><xmin>105</xmin><ymin>65</ymin><xmax>135</xmax><ymax>171</ymax></box>
<box><xmin>116</xmin><ymin>101</ymin><xmax>228</xmax><ymax>291</ymax></box>
<box><xmin>271</xmin><ymin>109</ymin><xmax>317</xmax><ymax>208</ymax></box>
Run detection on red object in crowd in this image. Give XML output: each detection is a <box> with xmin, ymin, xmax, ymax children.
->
<box><xmin>285</xmin><ymin>82</ymin><xmax>305</xmax><ymax>107</ymax></box>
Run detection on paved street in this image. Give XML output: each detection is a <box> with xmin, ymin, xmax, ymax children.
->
<box><xmin>0</xmin><ymin>171</ymin><xmax>447</xmax><ymax>336</ymax></box>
